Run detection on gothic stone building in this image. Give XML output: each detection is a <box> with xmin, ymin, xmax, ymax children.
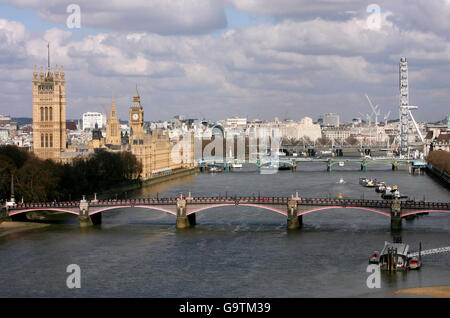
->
<box><xmin>32</xmin><ymin>62</ymin><xmax>66</xmax><ymax>161</ymax></box>
<box><xmin>128</xmin><ymin>90</ymin><xmax>194</xmax><ymax>180</ymax></box>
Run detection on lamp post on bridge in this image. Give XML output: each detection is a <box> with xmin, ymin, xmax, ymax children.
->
<box><xmin>5</xmin><ymin>174</ymin><xmax>16</xmax><ymax>216</ymax></box>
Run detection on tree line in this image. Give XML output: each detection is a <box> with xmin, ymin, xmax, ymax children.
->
<box><xmin>0</xmin><ymin>145</ymin><xmax>142</xmax><ymax>202</ymax></box>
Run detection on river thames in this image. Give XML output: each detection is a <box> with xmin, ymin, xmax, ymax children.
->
<box><xmin>0</xmin><ymin>162</ymin><xmax>449</xmax><ymax>297</ymax></box>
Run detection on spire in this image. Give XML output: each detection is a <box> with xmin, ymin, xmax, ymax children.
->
<box><xmin>47</xmin><ymin>42</ymin><xmax>50</xmax><ymax>71</ymax></box>
<box><xmin>110</xmin><ymin>92</ymin><xmax>117</xmax><ymax>119</ymax></box>
<box><xmin>45</xmin><ymin>42</ymin><xmax>53</xmax><ymax>79</ymax></box>
<box><xmin>133</xmin><ymin>84</ymin><xmax>141</xmax><ymax>104</ymax></box>
<box><xmin>10</xmin><ymin>173</ymin><xmax>14</xmax><ymax>203</ymax></box>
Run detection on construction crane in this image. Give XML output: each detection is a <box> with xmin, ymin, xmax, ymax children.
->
<box><xmin>383</xmin><ymin>111</ymin><xmax>391</xmax><ymax>124</ymax></box>
<box><xmin>365</xmin><ymin>94</ymin><xmax>381</xmax><ymax>126</ymax></box>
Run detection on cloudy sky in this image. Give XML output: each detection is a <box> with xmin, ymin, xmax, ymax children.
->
<box><xmin>0</xmin><ymin>0</ymin><xmax>449</xmax><ymax>122</ymax></box>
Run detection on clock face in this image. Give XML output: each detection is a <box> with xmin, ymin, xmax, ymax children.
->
<box><xmin>132</xmin><ymin>113</ymin><xmax>139</xmax><ymax>121</ymax></box>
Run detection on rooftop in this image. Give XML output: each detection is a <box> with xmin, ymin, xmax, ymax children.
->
<box><xmin>380</xmin><ymin>241</ymin><xmax>409</xmax><ymax>256</ymax></box>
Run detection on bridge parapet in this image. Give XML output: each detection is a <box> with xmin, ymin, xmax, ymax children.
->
<box><xmin>5</xmin><ymin>195</ymin><xmax>450</xmax><ymax>231</ymax></box>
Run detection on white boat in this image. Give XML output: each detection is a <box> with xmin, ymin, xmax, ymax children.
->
<box><xmin>260</xmin><ymin>162</ymin><xmax>279</xmax><ymax>174</ymax></box>
<box><xmin>339</xmin><ymin>161</ymin><xmax>344</xmax><ymax>167</ymax></box>
<box><xmin>208</xmin><ymin>166</ymin><xmax>222</xmax><ymax>173</ymax></box>
<box><xmin>231</xmin><ymin>163</ymin><xmax>243</xmax><ymax>168</ymax></box>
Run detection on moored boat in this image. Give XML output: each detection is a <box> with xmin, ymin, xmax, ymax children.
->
<box><xmin>208</xmin><ymin>166</ymin><xmax>222</xmax><ymax>173</ymax></box>
<box><xmin>278</xmin><ymin>164</ymin><xmax>291</xmax><ymax>171</ymax></box>
<box><xmin>359</xmin><ymin>177</ymin><xmax>369</xmax><ymax>185</ymax></box>
<box><xmin>231</xmin><ymin>162</ymin><xmax>243</xmax><ymax>169</ymax></box>
<box><xmin>407</xmin><ymin>257</ymin><xmax>422</xmax><ymax>270</ymax></box>
<box><xmin>381</xmin><ymin>185</ymin><xmax>408</xmax><ymax>200</ymax></box>
<box><xmin>369</xmin><ymin>251</ymin><xmax>380</xmax><ymax>264</ymax></box>
<box><xmin>360</xmin><ymin>177</ymin><xmax>379</xmax><ymax>187</ymax></box>
<box><xmin>375</xmin><ymin>183</ymin><xmax>386</xmax><ymax>193</ymax></box>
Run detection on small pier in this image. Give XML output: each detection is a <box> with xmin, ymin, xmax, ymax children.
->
<box><xmin>409</xmin><ymin>161</ymin><xmax>427</xmax><ymax>175</ymax></box>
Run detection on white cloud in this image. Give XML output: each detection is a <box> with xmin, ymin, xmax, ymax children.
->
<box><xmin>0</xmin><ymin>19</ymin><xmax>27</xmax><ymax>62</ymax></box>
<box><xmin>0</xmin><ymin>0</ymin><xmax>449</xmax><ymax>122</ymax></box>
<box><xmin>4</xmin><ymin>0</ymin><xmax>227</xmax><ymax>35</ymax></box>
<box><xmin>226</xmin><ymin>0</ymin><xmax>361</xmax><ymax>20</ymax></box>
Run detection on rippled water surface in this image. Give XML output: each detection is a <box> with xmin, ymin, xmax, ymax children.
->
<box><xmin>1</xmin><ymin>162</ymin><xmax>449</xmax><ymax>297</ymax></box>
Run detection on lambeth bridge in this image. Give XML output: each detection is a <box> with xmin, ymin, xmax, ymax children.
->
<box><xmin>5</xmin><ymin>193</ymin><xmax>450</xmax><ymax>231</ymax></box>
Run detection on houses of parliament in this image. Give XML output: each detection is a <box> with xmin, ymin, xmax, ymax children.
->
<box><xmin>32</xmin><ymin>46</ymin><xmax>194</xmax><ymax>180</ymax></box>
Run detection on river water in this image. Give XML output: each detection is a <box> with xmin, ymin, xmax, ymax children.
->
<box><xmin>0</xmin><ymin>161</ymin><xmax>449</xmax><ymax>297</ymax></box>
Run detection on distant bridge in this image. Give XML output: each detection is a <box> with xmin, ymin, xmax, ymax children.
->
<box><xmin>198</xmin><ymin>156</ymin><xmax>419</xmax><ymax>171</ymax></box>
<box><xmin>5</xmin><ymin>193</ymin><xmax>450</xmax><ymax>231</ymax></box>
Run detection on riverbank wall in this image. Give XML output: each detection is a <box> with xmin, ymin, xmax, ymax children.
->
<box><xmin>98</xmin><ymin>166</ymin><xmax>200</xmax><ymax>199</ymax></box>
<box><xmin>426</xmin><ymin>163</ymin><xmax>450</xmax><ymax>188</ymax></box>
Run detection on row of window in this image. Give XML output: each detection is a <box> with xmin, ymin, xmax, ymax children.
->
<box><xmin>40</xmin><ymin>107</ymin><xmax>53</xmax><ymax>121</ymax></box>
<box><xmin>40</xmin><ymin>133</ymin><xmax>54</xmax><ymax>148</ymax></box>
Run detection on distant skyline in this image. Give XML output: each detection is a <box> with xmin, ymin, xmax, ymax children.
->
<box><xmin>0</xmin><ymin>0</ymin><xmax>449</xmax><ymax>122</ymax></box>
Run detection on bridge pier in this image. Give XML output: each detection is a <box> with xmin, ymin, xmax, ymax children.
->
<box><xmin>176</xmin><ymin>195</ymin><xmax>193</xmax><ymax>229</ymax></box>
<box><xmin>360</xmin><ymin>162</ymin><xmax>367</xmax><ymax>171</ymax></box>
<box><xmin>327</xmin><ymin>161</ymin><xmax>332</xmax><ymax>172</ymax></box>
<box><xmin>287</xmin><ymin>199</ymin><xmax>301</xmax><ymax>230</ymax></box>
<box><xmin>291</xmin><ymin>164</ymin><xmax>297</xmax><ymax>172</ymax></box>
<box><xmin>390</xmin><ymin>200</ymin><xmax>402</xmax><ymax>232</ymax></box>
<box><xmin>392</xmin><ymin>161</ymin><xmax>398</xmax><ymax>171</ymax></box>
<box><xmin>78</xmin><ymin>196</ymin><xmax>102</xmax><ymax>227</ymax></box>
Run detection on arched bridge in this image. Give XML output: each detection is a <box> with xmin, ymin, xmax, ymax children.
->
<box><xmin>5</xmin><ymin>193</ymin><xmax>450</xmax><ymax>231</ymax></box>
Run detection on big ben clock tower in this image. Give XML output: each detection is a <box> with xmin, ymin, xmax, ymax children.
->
<box><xmin>129</xmin><ymin>86</ymin><xmax>144</xmax><ymax>141</ymax></box>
